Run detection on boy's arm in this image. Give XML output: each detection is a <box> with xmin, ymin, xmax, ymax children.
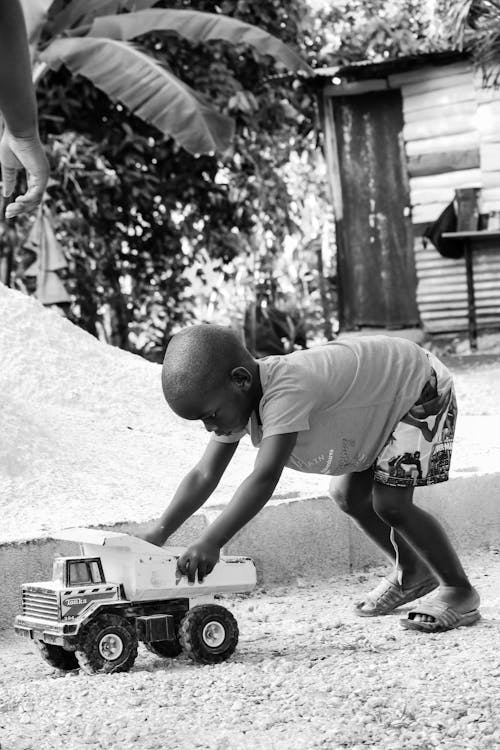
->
<box><xmin>142</xmin><ymin>439</ymin><xmax>239</xmax><ymax>546</ymax></box>
<box><xmin>177</xmin><ymin>432</ymin><xmax>298</xmax><ymax>582</ymax></box>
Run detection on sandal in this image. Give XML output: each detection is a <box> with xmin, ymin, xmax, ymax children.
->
<box><xmin>355</xmin><ymin>575</ymin><xmax>438</xmax><ymax>617</ymax></box>
<box><xmin>400</xmin><ymin>598</ymin><xmax>480</xmax><ymax>632</ymax></box>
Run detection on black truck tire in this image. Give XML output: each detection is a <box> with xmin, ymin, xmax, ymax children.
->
<box><xmin>179</xmin><ymin>604</ymin><xmax>239</xmax><ymax>664</ymax></box>
<box><xmin>144</xmin><ymin>639</ymin><xmax>183</xmax><ymax>658</ymax></box>
<box><xmin>75</xmin><ymin>613</ymin><xmax>138</xmax><ymax>674</ymax></box>
<box><xmin>35</xmin><ymin>641</ymin><xmax>79</xmax><ymax>671</ymax></box>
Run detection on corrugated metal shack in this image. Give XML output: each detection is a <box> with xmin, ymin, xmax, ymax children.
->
<box><xmin>315</xmin><ymin>51</ymin><xmax>500</xmax><ymax>335</ymax></box>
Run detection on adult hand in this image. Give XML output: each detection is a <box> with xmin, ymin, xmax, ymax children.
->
<box><xmin>177</xmin><ymin>540</ymin><xmax>220</xmax><ymax>583</ymax></box>
<box><xmin>0</xmin><ymin>129</ymin><xmax>49</xmax><ymax>219</ymax></box>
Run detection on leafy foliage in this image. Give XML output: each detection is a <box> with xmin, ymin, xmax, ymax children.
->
<box><xmin>436</xmin><ymin>1</ymin><xmax>500</xmax><ymax>85</ymax></box>
<box><xmin>12</xmin><ymin>0</ymin><xmax>452</xmax><ymax>357</ymax></box>
<box><xmin>303</xmin><ymin>0</ymin><xmax>438</xmax><ymax>66</ymax></box>
<box><xmin>31</xmin><ymin>0</ymin><xmax>311</xmax><ymax>154</ymax></box>
<box><xmin>14</xmin><ymin>0</ymin><xmax>328</xmax><ymax>358</ymax></box>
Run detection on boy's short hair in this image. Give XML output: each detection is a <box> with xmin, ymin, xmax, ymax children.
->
<box><xmin>162</xmin><ymin>324</ymin><xmax>249</xmax><ymax>406</ymax></box>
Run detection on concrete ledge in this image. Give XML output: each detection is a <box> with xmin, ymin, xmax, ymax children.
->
<box><xmin>224</xmin><ymin>472</ymin><xmax>500</xmax><ymax>582</ymax></box>
<box><xmin>2</xmin><ymin>473</ymin><xmax>499</xmax><ymax>630</ymax></box>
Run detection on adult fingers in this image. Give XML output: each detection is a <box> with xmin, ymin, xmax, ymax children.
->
<box><xmin>0</xmin><ymin>140</ymin><xmax>21</xmax><ymax>198</ymax></box>
<box><xmin>1</xmin><ymin>164</ymin><xmax>18</xmax><ymax>198</ymax></box>
<box><xmin>5</xmin><ymin>164</ymin><xmax>49</xmax><ymax>219</ymax></box>
<box><xmin>2</xmin><ymin>135</ymin><xmax>49</xmax><ymax>218</ymax></box>
<box><xmin>5</xmin><ymin>186</ymin><xmax>43</xmax><ymax>218</ymax></box>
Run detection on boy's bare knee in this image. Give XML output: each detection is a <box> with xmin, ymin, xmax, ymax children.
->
<box><xmin>329</xmin><ymin>470</ymin><xmax>374</xmax><ymax>516</ymax></box>
<box><xmin>329</xmin><ymin>480</ymin><xmax>358</xmax><ymax>515</ymax></box>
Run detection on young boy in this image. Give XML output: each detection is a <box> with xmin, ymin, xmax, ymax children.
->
<box><xmin>143</xmin><ymin>324</ymin><xmax>480</xmax><ymax>633</ymax></box>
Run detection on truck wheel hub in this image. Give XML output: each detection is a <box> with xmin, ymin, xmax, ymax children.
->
<box><xmin>202</xmin><ymin>621</ymin><xmax>225</xmax><ymax>648</ymax></box>
<box><xmin>99</xmin><ymin>633</ymin><xmax>124</xmax><ymax>660</ymax></box>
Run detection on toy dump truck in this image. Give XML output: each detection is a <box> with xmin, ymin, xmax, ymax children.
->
<box><xmin>14</xmin><ymin>528</ymin><xmax>256</xmax><ymax>674</ymax></box>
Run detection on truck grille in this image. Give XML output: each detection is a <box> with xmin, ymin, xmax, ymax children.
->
<box><xmin>22</xmin><ymin>589</ymin><xmax>59</xmax><ymax>621</ymax></box>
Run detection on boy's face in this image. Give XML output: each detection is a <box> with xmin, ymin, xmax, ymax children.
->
<box><xmin>171</xmin><ymin>367</ymin><xmax>256</xmax><ymax>437</ymax></box>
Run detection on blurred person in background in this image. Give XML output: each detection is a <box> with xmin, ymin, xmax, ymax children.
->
<box><xmin>0</xmin><ymin>0</ymin><xmax>49</xmax><ymax>219</ymax></box>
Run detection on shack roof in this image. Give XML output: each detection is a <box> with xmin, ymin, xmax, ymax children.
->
<box><xmin>307</xmin><ymin>50</ymin><xmax>467</xmax><ymax>87</ymax></box>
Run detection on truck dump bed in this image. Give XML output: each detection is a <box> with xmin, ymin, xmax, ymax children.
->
<box><xmin>53</xmin><ymin>528</ymin><xmax>256</xmax><ymax>601</ymax></box>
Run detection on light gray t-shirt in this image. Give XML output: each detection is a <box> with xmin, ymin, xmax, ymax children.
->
<box><xmin>214</xmin><ymin>335</ymin><xmax>432</xmax><ymax>476</ymax></box>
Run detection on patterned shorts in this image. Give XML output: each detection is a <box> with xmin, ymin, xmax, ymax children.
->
<box><xmin>374</xmin><ymin>354</ymin><xmax>457</xmax><ymax>487</ymax></box>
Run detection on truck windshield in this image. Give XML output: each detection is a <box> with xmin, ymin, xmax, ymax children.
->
<box><xmin>67</xmin><ymin>560</ymin><xmax>104</xmax><ymax>586</ymax></box>
<box><xmin>69</xmin><ymin>561</ymin><xmax>92</xmax><ymax>584</ymax></box>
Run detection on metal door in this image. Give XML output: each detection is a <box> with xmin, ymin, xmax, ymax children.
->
<box><xmin>333</xmin><ymin>89</ymin><xmax>419</xmax><ymax>329</ymax></box>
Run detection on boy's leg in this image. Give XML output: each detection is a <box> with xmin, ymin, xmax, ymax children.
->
<box><xmin>372</xmin><ymin>482</ymin><xmax>480</xmax><ymax>623</ymax></box>
<box><xmin>329</xmin><ymin>469</ymin><xmax>437</xmax><ymax>613</ymax></box>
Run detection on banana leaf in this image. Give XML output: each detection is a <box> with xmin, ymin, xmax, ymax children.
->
<box><xmin>87</xmin><ymin>9</ymin><xmax>313</xmax><ymax>75</ymax></box>
<box><xmin>20</xmin><ymin>0</ymin><xmax>54</xmax><ymax>46</ymax></box>
<box><xmin>40</xmin><ymin>37</ymin><xmax>235</xmax><ymax>154</ymax></box>
<box><xmin>49</xmin><ymin>0</ymin><xmax>159</xmax><ymax>37</ymax></box>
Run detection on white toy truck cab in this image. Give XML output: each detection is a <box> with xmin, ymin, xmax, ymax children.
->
<box><xmin>14</xmin><ymin>528</ymin><xmax>256</xmax><ymax>674</ymax></box>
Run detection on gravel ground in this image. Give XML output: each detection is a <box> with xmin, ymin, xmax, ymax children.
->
<box><xmin>2</xmin><ymin>287</ymin><xmax>500</xmax><ymax>748</ymax></box>
<box><xmin>1</xmin><ymin>550</ymin><xmax>499</xmax><ymax>750</ymax></box>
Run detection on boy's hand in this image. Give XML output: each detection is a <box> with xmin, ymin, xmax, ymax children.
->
<box><xmin>177</xmin><ymin>541</ymin><xmax>220</xmax><ymax>584</ymax></box>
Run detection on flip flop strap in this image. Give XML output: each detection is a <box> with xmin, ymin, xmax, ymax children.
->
<box><xmin>363</xmin><ymin>578</ymin><xmax>403</xmax><ymax>608</ymax></box>
<box><xmin>408</xmin><ymin>601</ymin><xmax>465</xmax><ymax>627</ymax></box>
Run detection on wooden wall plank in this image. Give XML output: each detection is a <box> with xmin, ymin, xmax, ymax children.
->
<box><xmin>481</xmin><ymin>185</ymin><xmax>500</xmax><ymax>201</ymax></box>
<box><xmin>404</xmin><ymin>99</ymin><xmax>477</xmax><ymax>124</ymax></box>
<box><xmin>389</xmin><ymin>63</ymin><xmax>472</xmax><ymax>89</ymax></box>
<box><xmin>480</xmin><ymin>134</ymin><xmax>500</xmax><ymax>144</ymax></box>
<box><xmin>480</xmin><ymin>143</ymin><xmax>500</xmax><ymax>171</ymax></box>
<box><xmin>481</xmin><ymin>186</ymin><xmax>500</xmax><ymax>212</ymax></box>
<box><xmin>402</xmin><ymin>86</ymin><xmax>476</xmax><ymax>114</ymax></box>
<box><xmin>404</xmin><ymin>113</ymin><xmax>477</xmax><ymax>141</ymax></box>
<box><xmin>482</xmin><ymin>171</ymin><xmax>500</xmax><ymax>189</ymax></box>
<box><xmin>476</xmin><ymin>101</ymin><xmax>500</xmax><ymax>138</ymax></box>
<box><xmin>477</xmin><ymin>100</ymin><xmax>500</xmax><ymax>118</ymax></box>
<box><xmin>408</xmin><ymin>149</ymin><xmax>480</xmax><ymax>177</ymax></box>
<box><xmin>411</xmin><ymin>187</ymin><xmax>455</xmax><ymax>205</ymax></box>
<box><xmin>410</xmin><ymin>168</ymin><xmax>481</xmax><ymax>191</ymax></box>
<box><xmin>482</xmin><ymin>201</ymin><xmax>500</xmax><ymax>212</ymax></box>
<box><xmin>405</xmin><ymin>131</ymin><xmax>478</xmax><ymax>156</ymax></box>
<box><xmin>412</xmin><ymin>203</ymin><xmax>449</xmax><ymax>224</ymax></box>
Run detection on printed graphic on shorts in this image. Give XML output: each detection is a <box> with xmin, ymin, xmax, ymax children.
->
<box><xmin>374</xmin><ymin>360</ymin><xmax>456</xmax><ymax>488</ymax></box>
<box><xmin>401</xmin><ymin>385</ymin><xmax>453</xmax><ymax>443</ymax></box>
<box><xmin>387</xmin><ymin>451</ymin><xmax>423</xmax><ymax>482</ymax></box>
<box><xmin>427</xmin><ymin>390</ymin><xmax>456</xmax><ymax>482</ymax></box>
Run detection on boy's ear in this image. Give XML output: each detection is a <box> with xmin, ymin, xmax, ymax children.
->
<box><xmin>230</xmin><ymin>366</ymin><xmax>252</xmax><ymax>391</ymax></box>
